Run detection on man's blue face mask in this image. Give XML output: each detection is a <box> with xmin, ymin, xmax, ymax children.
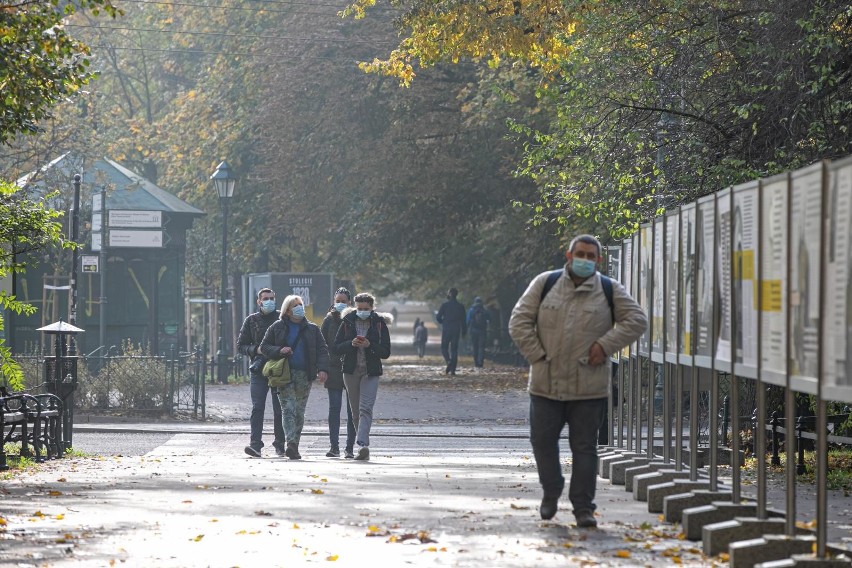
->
<box><xmin>571</xmin><ymin>258</ymin><xmax>597</xmax><ymax>278</ymax></box>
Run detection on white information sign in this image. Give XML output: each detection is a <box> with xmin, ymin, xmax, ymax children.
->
<box><xmin>92</xmin><ymin>232</ymin><xmax>102</xmax><ymax>252</ymax></box>
<box><xmin>759</xmin><ymin>173</ymin><xmax>789</xmax><ymax>386</ymax></box>
<box><xmin>81</xmin><ymin>255</ymin><xmax>99</xmax><ymax>273</ymax></box>
<box><xmin>733</xmin><ymin>181</ymin><xmax>759</xmax><ymax>374</ymax></box>
<box><xmin>92</xmin><ymin>193</ymin><xmax>102</xmax><ymax>212</ymax></box>
<box><xmin>109</xmin><ymin>210</ymin><xmax>163</xmax><ymax>228</ymax></box>
<box><xmin>109</xmin><ymin>229</ymin><xmax>164</xmax><ymax>248</ymax></box>
<box><xmin>92</xmin><ymin>212</ymin><xmax>102</xmax><ymax>232</ymax></box>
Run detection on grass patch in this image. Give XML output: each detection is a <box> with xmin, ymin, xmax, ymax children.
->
<box><xmin>742</xmin><ymin>449</ymin><xmax>852</xmax><ymax>493</ymax></box>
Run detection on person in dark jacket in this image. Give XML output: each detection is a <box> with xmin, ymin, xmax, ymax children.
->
<box><xmin>237</xmin><ymin>287</ymin><xmax>285</xmax><ymax>458</ymax></box>
<box><xmin>466</xmin><ymin>296</ymin><xmax>491</xmax><ymax>370</ymax></box>
<box><xmin>414</xmin><ymin>320</ymin><xmax>428</xmax><ymax>358</ymax></box>
<box><xmin>333</xmin><ymin>292</ymin><xmax>392</xmax><ymax>461</ymax></box>
<box><xmin>320</xmin><ymin>287</ymin><xmax>356</xmax><ymax>458</ymax></box>
<box><xmin>259</xmin><ymin>294</ymin><xmax>329</xmax><ymax>460</ymax></box>
<box><xmin>436</xmin><ymin>287</ymin><xmax>467</xmax><ymax>375</ymax></box>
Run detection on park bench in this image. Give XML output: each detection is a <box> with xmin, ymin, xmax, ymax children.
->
<box><xmin>1</xmin><ymin>390</ymin><xmax>64</xmax><ymax>469</ymax></box>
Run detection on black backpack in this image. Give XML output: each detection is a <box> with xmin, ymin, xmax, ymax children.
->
<box><xmin>470</xmin><ymin>306</ymin><xmax>487</xmax><ymax>330</ymax></box>
<box><xmin>540</xmin><ymin>269</ymin><xmax>615</xmax><ymax>324</ymax></box>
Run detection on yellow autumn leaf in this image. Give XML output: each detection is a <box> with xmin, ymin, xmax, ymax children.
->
<box><xmin>293</xmin><ymin>523</ymin><xmax>300</xmax><ymax>529</ymax></box>
<box><xmin>33</xmin><ymin>511</ymin><xmax>45</xmax><ymax>518</ymax></box>
<box><xmin>615</xmin><ymin>550</ymin><xmax>631</xmax><ymax>558</ymax></box>
<box><xmin>0</xmin><ymin>518</ymin><xmax>7</xmax><ymax>526</ymax></box>
<box><xmin>368</xmin><ymin>525</ymin><xmax>380</xmax><ymax>532</ymax></box>
<box><xmin>236</xmin><ymin>530</ymin><xmax>247</xmax><ymax>535</ymax></box>
<box><xmin>321</xmin><ymin>478</ymin><xmax>328</xmax><ymax>483</ymax></box>
<box><xmin>192</xmin><ymin>534</ymin><xmax>204</xmax><ymax>542</ymax></box>
<box><xmin>562</xmin><ymin>542</ymin><xmax>573</xmax><ymax>548</ymax></box>
<box><xmin>210</xmin><ymin>519</ymin><xmax>219</xmax><ymax>523</ymax></box>
<box><xmin>311</xmin><ymin>489</ymin><xmax>324</xmax><ymax>494</ymax></box>
<box><xmin>718</xmin><ymin>552</ymin><xmax>730</xmax><ymax>561</ymax></box>
<box><xmin>426</xmin><ymin>547</ymin><xmax>438</xmax><ymax>552</ymax></box>
<box><xmin>49</xmin><ymin>490</ymin><xmax>63</xmax><ymax>496</ymax></box>
<box><xmin>326</xmin><ymin>555</ymin><xmax>339</xmax><ymax>561</ymax></box>
<box><xmin>54</xmin><ymin>514</ymin><xmax>64</xmax><ymax>520</ymax></box>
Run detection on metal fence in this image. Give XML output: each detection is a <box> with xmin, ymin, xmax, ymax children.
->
<box><xmin>14</xmin><ymin>346</ymin><xmax>205</xmax><ymax>418</ymax></box>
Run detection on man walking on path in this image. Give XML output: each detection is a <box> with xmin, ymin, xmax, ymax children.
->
<box><xmin>509</xmin><ymin>234</ymin><xmax>647</xmax><ymax>527</ymax></box>
<box><xmin>237</xmin><ymin>287</ymin><xmax>285</xmax><ymax>457</ymax></box>
<box><xmin>436</xmin><ymin>287</ymin><xmax>467</xmax><ymax>375</ymax></box>
<box><xmin>466</xmin><ymin>296</ymin><xmax>490</xmax><ymax>370</ymax></box>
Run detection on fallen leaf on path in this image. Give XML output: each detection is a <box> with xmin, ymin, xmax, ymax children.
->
<box><xmin>510</xmin><ymin>504</ymin><xmax>529</xmax><ymax>510</ymax></box>
<box><xmin>57</xmin><ymin>477</ymin><xmax>66</xmax><ymax>482</ymax></box>
<box><xmin>326</xmin><ymin>555</ymin><xmax>339</xmax><ymax>561</ymax></box>
<box><xmin>615</xmin><ymin>550</ymin><xmax>631</xmax><ymax>558</ymax></box>
<box><xmin>311</xmin><ymin>489</ymin><xmax>324</xmax><ymax>494</ymax></box>
<box><xmin>54</xmin><ymin>514</ymin><xmax>64</xmax><ymax>520</ymax></box>
<box><xmin>182</xmin><ymin>500</ymin><xmax>193</xmax><ymax>504</ymax></box>
<box><xmin>192</xmin><ymin>534</ymin><xmax>204</xmax><ymax>542</ymax></box>
<box><xmin>49</xmin><ymin>490</ymin><xmax>63</xmax><ymax>496</ymax></box>
<box><xmin>255</xmin><ymin>510</ymin><xmax>272</xmax><ymax>516</ymax></box>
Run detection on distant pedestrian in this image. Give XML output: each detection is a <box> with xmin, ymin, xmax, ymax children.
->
<box><xmin>320</xmin><ymin>287</ymin><xmax>357</xmax><ymax>459</ymax></box>
<box><xmin>509</xmin><ymin>234</ymin><xmax>647</xmax><ymax>527</ymax></box>
<box><xmin>237</xmin><ymin>288</ymin><xmax>285</xmax><ymax>458</ymax></box>
<box><xmin>390</xmin><ymin>306</ymin><xmax>398</xmax><ymax>325</ymax></box>
<box><xmin>436</xmin><ymin>287</ymin><xmax>467</xmax><ymax>375</ymax></box>
<box><xmin>414</xmin><ymin>320</ymin><xmax>428</xmax><ymax>358</ymax></box>
<box><xmin>334</xmin><ymin>292</ymin><xmax>392</xmax><ymax>461</ymax></box>
<box><xmin>259</xmin><ymin>295</ymin><xmax>329</xmax><ymax>460</ymax></box>
<box><xmin>466</xmin><ymin>297</ymin><xmax>490</xmax><ymax>370</ymax></box>
<box><xmin>412</xmin><ymin>317</ymin><xmax>421</xmax><ymax>337</ymax></box>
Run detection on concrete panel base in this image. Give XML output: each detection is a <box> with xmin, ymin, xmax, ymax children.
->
<box><xmin>682</xmin><ymin>502</ymin><xmax>764</xmax><ymax>541</ymax></box>
<box><xmin>729</xmin><ymin>535</ymin><xmax>817</xmax><ymax>568</ymax></box>
<box><xmin>755</xmin><ymin>553</ymin><xmax>852</xmax><ymax>568</ymax></box>
<box><xmin>647</xmin><ymin>480</ymin><xmax>720</xmax><ymax>513</ymax></box>
<box><xmin>599</xmin><ymin>451</ymin><xmax>641</xmax><ymax>478</ymax></box>
<box><xmin>702</xmin><ymin>517</ymin><xmax>787</xmax><ymax>556</ymax></box>
<box><xmin>663</xmin><ymin>489</ymin><xmax>733</xmax><ymax>523</ymax></box>
<box><xmin>624</xmin><ymin>461</ymin><xmax>668</xmax><ymax>491</ymax></box>
<box><xmin>610</xmin><ymin>457</ymin><xmax>652</xmax><ymax>485</ymax></box>
<box><xmin>633</xmin><ymin>470</ymin><xmax>694</xmax><ymax>501</ymax></box>
<box><xmin>652</xmin><ymin>446</ymin><xmax>709</xmax><ymax>468</ymax></box>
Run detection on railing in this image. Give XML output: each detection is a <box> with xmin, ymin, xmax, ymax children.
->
<box><xmin>13</xmin><ymin>346</ymin><xmax>205</xmax><ymax>418</ymax></box>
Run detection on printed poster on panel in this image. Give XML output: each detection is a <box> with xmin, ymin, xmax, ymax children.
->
<box><xmin>638</xmin><ymin>224</ymin><xmax>652</xmax><ymax>356</ymax></box>
<box><xmin>788</xmin><ymin>163</ymin><xmax>822</xmax><ymax>394</ymax></box>
<box><xmin>733</xmin><ymin>181</ymin><xmax>759</xmax><ymax>372</ymax></box>
<box><xmin>652</xmin><ymin>218</ymin><xmax>665</xmax><ymax>357</ymax></box>
<box><xmin>823</xmin><ymin>157</ymin><xmax>852</xmax><ymax>403</ymax></box>
<box><xmin>715</xmin><ymin>188</ymin><xmax>733</xmax><ymax>366</ymax></box>
<box><xmin>665</xmin><ymin>211</ymin><xmax>680</xmax><ymax>359</ymax></box>
<box><xmin>621</xmin><ymin>238</ymin><xmax>634</xmax><ymax>359</ymax></box>
<box><xmin>695</xmin><ymin>196</ymin><xmax>716</xmax><ymax>366</ymax></box>
<box><xmin>759</xmin><ymin>174</ymin><xmax>788</xmax><ymax>386</ymax></box>
<box><xmin>680</xmin><ymin>204</ymin><xmax>696</xmax><ymax>359</ymax></box>
<box><xmin>606</xmin><ymin>246</ymin><xmax>622</xmax><ymax>282</ymax></box>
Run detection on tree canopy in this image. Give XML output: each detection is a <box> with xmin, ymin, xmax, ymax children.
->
<box><xmin>346</xmin><ymin>0</ymin><xmax>852</xmax><ymax>236</ymax></box>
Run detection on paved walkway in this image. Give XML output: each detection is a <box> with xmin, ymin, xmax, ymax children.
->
<box><xmin>2</xmin><ymin>364</ymin><xmax>851</xmax><ymax>566</ymax></box>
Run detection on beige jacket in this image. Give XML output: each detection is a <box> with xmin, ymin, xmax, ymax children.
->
<box><xmin>508</xmin><ymin>266</ymin><xmax>647</xmax><ymax>401</ymax></box>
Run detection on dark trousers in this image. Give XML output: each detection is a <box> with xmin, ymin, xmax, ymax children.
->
<box><xmin>529</xmin><ymin>395</ymin><xmax>607</xmax><ymax>513</ymax></box>
<box><xmin>327</xmin><ymin>388</ymin><xmax>356</xmax><ymax>451</ymax></box>
<box><xmin>441</xmin><ymin>329</ymin><xmax>461</xmax><ymax>373</ymax></box>
<box><xmin>249</xmin><ymin>372</ymin><xmax>285</xmax><ymax>449</ymax></box>
<box><xmin>469</xmin><ymin>330</ymin><xmax>486</xmax><ymax>367</ymax></box>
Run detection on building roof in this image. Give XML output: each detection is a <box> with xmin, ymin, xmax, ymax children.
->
<box><xmin>18</xmin><ymin>153</ymin><xmax>205</xmax><ymax>217</ymax></box>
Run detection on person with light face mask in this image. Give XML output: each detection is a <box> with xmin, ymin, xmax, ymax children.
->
<box><xmin>333</xmin><ymin>292</ymin><xmax>393</xmax><ymax>461</ymax></box>
<box><xmin>237</xmin><ymin>288</ymin><xmax>285</xmax><ymax>457</ymax></box>
<box><xmin>509</xmin><ymin>234</ymin><xmax>647</xmax><ymax>528</ymax></box>
<box><xmin>259</xmin><ymin>294</ymin><xmax>329</xmax><ymax>460</ymax></box>
<box><xmin>320</xmin><ymin>287</ymin><xmax>357</xmax><ymax>458</ymax></box>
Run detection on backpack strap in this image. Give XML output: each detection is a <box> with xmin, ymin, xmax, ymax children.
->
<box><xmin>541</xmin><ymin>269</ymin><xmax>615</xmax><ymax>324</ymax></box>
<box><xmin>540</xmin><ymin>269</ymin><xmax>564</xmax><ymax>302</ymax></box>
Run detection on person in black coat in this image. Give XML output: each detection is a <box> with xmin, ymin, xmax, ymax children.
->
<box><xmin>333</xmin><ymin>292</ymin><xmax>392</xmax><ymax>461</ymax></box>
<box><xmin>320</xmin><ymin>287</ymin><xmax>356</xmax><ymax>458</ymax></box>
<box><xmin>259</xmin><ymin>295</ymin><xmax>329</xmax><ymax>460</ymax></box>
<box><xmin>436</xmin><ymin>287</ymin><xmax>467</xmax><ymax>375</ymax></box>
<box><xmin>237</xmin><ymin>287</ymin><xmax>285</xmax><ymax>457</ymax></box>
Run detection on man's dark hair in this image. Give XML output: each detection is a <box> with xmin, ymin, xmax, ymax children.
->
<box><xmin>354</xmin><ymin>292</ymin><xmax>375</xmax><ymax>306</ymax></box>
<box><xmin>569</xmin><ymin>234</ymin><xmax>602</xmax><ymax>256</ymax></box>
<box><xmin>335</xmin><ymin>287</ymin><xmax>351</xmax><ymax>301</ymax></box>
<box><xmin>256</xmin><ymin>287</ymin><xmax>274</xmax><ymax>299</ymax></box>
<box><xmin>448</xmin><ymin>288</ymin><xmax>458</xmax><ymax>298</ymax></box>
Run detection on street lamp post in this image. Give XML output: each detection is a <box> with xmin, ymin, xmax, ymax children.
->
<box><xmin>210</xmin><ymin>161</ymin><xmax>236</xmax><ymax>384</ymax></box>
<box><xmin>68</xmin><ymin>174</ymin><xmax>82</xmax><ymax>356</ymax></box>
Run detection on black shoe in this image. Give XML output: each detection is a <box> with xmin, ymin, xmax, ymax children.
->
<box><xmin>285</xmin><ymin>444</ymin><xmax>301</xmax><ymax>460</ymax></box>
<box><xmin>354</xmin><ymin>446</ymin><xmax>370</xmax><ymax>461</ymax></box>
<box><xmin>273</xmin><ymin>443</ymin><xmax>287</xmax><ymax>457</ymax></box>
<box><xmin>540</xmin><ymin>495</ymin><xmax>559</xmax><ymax>520</ymax></box>
<box><xmin>344</xmin><ymin>448</ymin><xmax>355</xmax><ymax>459</ymax></box>
<box><xmin>326</xmin><ymin>447</ymin><xmax>340</xmax><ymax>458</ymax></box>
<box><xmin>244</xmin><ymin>446</ymin><xmax>262</xmax><ymax>458</ymax></box>
<box><xmin>574</xmin><ymin>509</ymin><xmax>597</xmax><ymax>528</ymax></box>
